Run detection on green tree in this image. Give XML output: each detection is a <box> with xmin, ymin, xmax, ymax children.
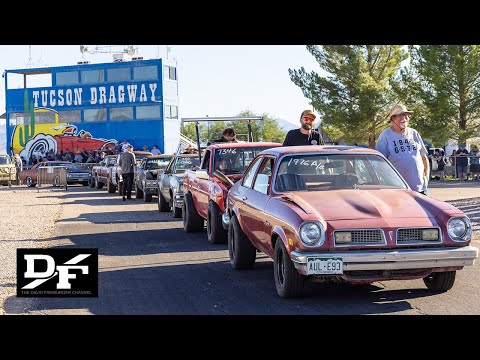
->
<box><xmin>395</xmin><ymin>45</ymin><xmax>480</xmax><ymax>146</ymax></box>
<box><xmin>289</xmin><ymin>45</ymin><xmax>408</xmax><ymax>147</ymax></box>
<box><xmin>181</xmin><ymin>110</ymin><xmax>286</xmax><ymax>144</ymax></box>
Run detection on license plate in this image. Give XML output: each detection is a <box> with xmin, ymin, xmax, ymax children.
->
<box><xmin>307</xmin><ymin>257</ymin><xmax>343</xmax><ymax>275</ymax></box>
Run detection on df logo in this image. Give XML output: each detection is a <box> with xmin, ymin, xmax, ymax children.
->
<box><xmin>17</xmin><ymin>248</ymin><xmax>98</xmax><ymax>297</ymax></box>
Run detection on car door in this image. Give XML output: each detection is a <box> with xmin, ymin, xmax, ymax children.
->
<box><xmin>242</xmin><ymin>157</ymin><xmax>274</xmax><ymax>249</ymax></box>
<box><xmin>195</xmin><ymin>150</ymin><xmax>211</xmax><ymax>219</ymax></box>
<box><xmin>160</xmin><ymin>156</ymin><xmax>175</xmax><ymax>202</ymax></box>
<box><xmin>235</xmin><ymin>156</ymin><xmax>265</xmax><ymax>241</ymax></box>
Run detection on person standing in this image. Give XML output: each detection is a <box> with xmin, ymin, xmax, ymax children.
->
<box><xmin>283</xmin><ymin>110</ymin><xmax>326</xmax><ymax>146</ymax></box>
<box><xmin>470</xmin><ymin>144</ymin><xmax>480</xmax><ymax>181</ymax></box>
<box><xmin>118</xmin><ymin>145</ymin><xmax>136</xmax><ymax>201</ymax></box>
<box><xmin>375</xmin><ymin>104</ymin><xmax>429</xmax><ymax>195</ymax></box>
<box><xmin>456</xmin><ymin>144</ymin><xmax>469</xmax><ymax>181</ymax></box>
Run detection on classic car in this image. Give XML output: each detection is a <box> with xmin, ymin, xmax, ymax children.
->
<box><xmin>0</xmin><ymin>154</ymin><xmax>17</xmax><ymax>186</ymax></box>
<box><xmin>90</xmin><ymin>155</ymin><xmax>118</xmax><ymax>192</ymax></box>
<box><xmin>224</xmin><ymin>145</ymin><xmax>479</xmax><ymax>298</ymax></box>
<box><xmin>18</xmin><ymin>161</ymin><xmax>90</xmax><ymax>187</ymax></box>
<box><xmin>112</xmin><ymin>150</ymin><xmax>153</xmax><ymax>196</ymax></box>
<box><xmin>135</xmin><ymin>154</ymin><xmax>173</xmax><ymax>202</ymax></box>
<box><xmin>158</xmin><ymin>153</ymin><xmax>201</xmax><ymax>217</ymax></box>
<box><xmin>182</xmin><ymin>142</ymin><xmax>282</xmax><ymax>245</ymax></box>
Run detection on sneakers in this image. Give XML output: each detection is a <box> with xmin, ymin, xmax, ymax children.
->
<box><xmin>122</xmin><ymin>196</ymin><xmax>126</xmax><ymax>201</ymax></box>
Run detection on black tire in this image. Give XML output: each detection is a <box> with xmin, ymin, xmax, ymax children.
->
<box><xmin>144</xmin><ymin>191</ymin><xmax>152</xmax><ymax>202</ymax></box>
<box><xmin>228</xmin><ymin>214</ymin><xmax>256</xmax><ymax>269</ymax></box>
<box><xmin>182</xmin><ymin>192</ymin><xmax>204</xmax><ymax>232</ymax></box>
<box><xmin>26</xmin><ymin>176</ymin><xmax>35</xmax><ymax>188</ymax></box>
<box><xmin>273</xmin><ymin>240</ymin><xmax>304</xmax><ymax>298</ymax></box>
<box><xmin>88</xmin><ymin>177</ymin><xmax>95</xmax><ymax>188</ymax></box>
<box><xmin>423</xmin><ymin>271</ymin><xmax>456</xmax><ymax>292</ymax></box>
<box><xmin>135</xmin><ymin>185</ymin><xmax>143</xmax><ymax>199</ymax></box>
<box><xmin>207</xmin><ymin>201</ymin><xmax>228</xmax><ymax>244</ymax></box>
<box><xmin>158</xmin><ymin>192</ymin><xmax>170</xmax><ymax>212</ymax></box>
<box><xmin>53</xmin><ymin>175</ymin><xmax>60</xmax><ymax>187</ymax></box>
<box><xmin>117</xmin><ymin>181</ymin><xmax>123</xmax><ymax>196</ymax></box>
<box><xmin>95</xmin><ymin>177</ymin><xmax>103</xmax><ymax>189</ymax></box>
<box><xmin>107</xmin><ymin>181</ymin><xmax>116</xmax><ymax>193</ymax></box>
<box><xmin>173</xmin><ymin>206</ymin><xmax>182</xmax><ymax>218</ymax></box>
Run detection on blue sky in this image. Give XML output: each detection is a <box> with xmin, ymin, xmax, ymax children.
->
<box><xmin>0</xmin><ymin>45</ymin><xmax>321</xmax><ymax>152</ymax></box>
<box><xmin>0</xmin><ymin>45</ymin><xmax>320</xmax><ymax>122</ymax></box>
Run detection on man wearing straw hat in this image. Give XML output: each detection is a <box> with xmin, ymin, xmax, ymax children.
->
<box><xmin>375</xmin><ymin>104</ymin><xmax>429</xmax><ymax>195</ymax></box>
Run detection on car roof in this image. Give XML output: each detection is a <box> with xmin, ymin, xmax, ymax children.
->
<box><xmin>146</xmin><ymin>154</ymin><xmax>173</xmax><ymax>159</ymax></box>
<box><xmin>208</xmin><ymin>142</ymin><xmax>282</xmax><ymax>149</ymax></box>
<box><xmin>260</xmin><ymin>145</ymin><xmax>382</xmax><ymax>157</ymax></box>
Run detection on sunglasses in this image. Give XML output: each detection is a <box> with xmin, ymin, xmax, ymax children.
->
<box><xmin>303</xmin><ymin>117</ymin><xmax>315</xmax><ymax>122</ymax></box>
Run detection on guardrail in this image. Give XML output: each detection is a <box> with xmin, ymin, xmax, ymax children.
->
<box><xmin>36</xmin><ymin>166</ymin><xmax>68</xmax><ymax>191</ymax></box>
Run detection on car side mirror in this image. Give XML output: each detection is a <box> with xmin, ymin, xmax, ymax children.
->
<box><xmin>196</xmin><ymin>170</ymin><xmax>210</xmax><ymax>180</ymax></box>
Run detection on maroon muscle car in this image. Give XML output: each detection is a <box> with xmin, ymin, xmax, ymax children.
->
<box><xmin>224</xmin><ymin>145</ymin><xmax>479</xmax><ymax>298</ymax></box>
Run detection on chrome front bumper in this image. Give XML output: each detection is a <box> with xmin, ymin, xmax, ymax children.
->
<box><xmin>173</xmin><ymin>192</ymin><xmax>184</xmax><ymax>208</ymax></box>
<box><xmin>291</xmin><ymin>245</ymin><xmax>479</xmax><ymax>275</ymax></box>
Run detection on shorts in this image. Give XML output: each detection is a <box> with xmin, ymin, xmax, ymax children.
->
<box><xmin>457</xmin><ymin>165</ymin><xmax>468</xmax><ymax>174</ymax></box>
<box><xmin>470</xmin><ymin>163</ymin><xmax>480</xmax><ymax>173</ymax></box>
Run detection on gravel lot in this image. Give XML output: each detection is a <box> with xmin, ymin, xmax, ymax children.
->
<box><xmin>0</xmin><ymin>183</ymin><xmax>479</xmax><ymax>315</ymax></box>
<box><xmin>0</xmin><ymin>186</ymin><xmax>64</xmax><ymax>314</ymax></box>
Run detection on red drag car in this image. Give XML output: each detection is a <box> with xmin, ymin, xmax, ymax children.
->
<box><xmin>224</xmin><ymin>145</ymin><xmax>479</xmax><ymax>298</ymax></box>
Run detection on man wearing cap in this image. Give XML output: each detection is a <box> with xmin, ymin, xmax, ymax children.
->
<box><xmin>376</xmin><ymin>104</ymin><xmax>429</xmax><ymax>195</ymax></box>
<box><xmin>283</xmin><ymin>110</ymin><xmax>326</xmax><ymax>146</ymax></box>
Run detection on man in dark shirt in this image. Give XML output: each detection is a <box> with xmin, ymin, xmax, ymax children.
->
<box><xmin>283</xmin><ymin>110</ymin><xmax>325</xmax><ymax>146</ymax></box>
<box><xmin>118</xmin><ymin>145</ymin><xmax>136</xmax><ymax>201</ymax></box>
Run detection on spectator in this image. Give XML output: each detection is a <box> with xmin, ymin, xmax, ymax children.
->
<box><xmin>456</xmin><ymin>144</ymin><xmax>469</xmax><ymax>181</ymax></box>
<box><xmin>283</xmin><ymin>110</ymin><xmax>327</xmax><ymax>146</ymax></box>
<box><xmin>375</xmin><ymin>104</ymin><xmax>429</xmax><ymax>195</ymax></box>
<box><xmin>118</xmin><ymin>145</ymin><xmax>136</xmax><ymax>201</ymax></box>
<box><xmin>434</xmin><ymin>149</ymin><xmax>447</xmax><ymax>182</ymax></box>
<box><xmin>469</xmin><ymin>145</ymin><xmax>479</xmax><ymax>181</ymax></box>
<box><xmin>74</xmin><ymin>151</ymin><xmax>83</xmax><ymax>163</ymax></box>
<box><xmin>211</xmin><ymin>128</ymin><xmax>237</xmax><ymax>144</ymax></box>
<box><xmin>150</xmin><ymin>145</ymin><xmax>161</xmax><ymax>155</ymax></box>
<box><xmin>121</xmin><ymin>140</ymin><xmax>131</xmax><ymax>153</ymax></box>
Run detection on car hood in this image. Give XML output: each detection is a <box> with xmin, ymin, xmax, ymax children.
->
<box><xmin>278</xmin><ymin>189</ymin><xmax>459</xmax><ymax>221</ymax></box>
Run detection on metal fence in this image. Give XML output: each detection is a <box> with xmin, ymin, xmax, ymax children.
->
<box><xmin>36</xmin><ymin>166</ymin><xmax>68</xmax><ymax>191</ymax></box>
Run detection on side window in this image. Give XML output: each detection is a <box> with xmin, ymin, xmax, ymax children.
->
<box><xmin>253</xmin><ymin>158</ymin><xmax>274</xmax><ymax>194</ymax></box>
<box><xmin>201</xmin><ymin>150</ymin><xmax>211</xmax><ymax>172</ymax></box>
<box><xmin>242</xmin><ymin>156</ymin><xmax>263</xmax><ymax>189</ymax></box>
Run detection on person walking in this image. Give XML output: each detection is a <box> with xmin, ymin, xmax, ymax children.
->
<box><xmin>283</xmin><ymin>110</ymin><xmax>326</xmax><ymax>146</ymax></box>
<box><xmin>375</xmin><ymin>104</ymin><xmax>429</xmax><ymax>195</ymax></box>
<box><xmin>118</xmin><ymin>145</ymin><xmax>136</xmax><ymax>201</ymax></box>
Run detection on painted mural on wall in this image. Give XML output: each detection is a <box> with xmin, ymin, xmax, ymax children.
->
<box><xmin>12</xmin><ymin>93</ymin><xmax>118</xmax><ymax>160</ymax></box>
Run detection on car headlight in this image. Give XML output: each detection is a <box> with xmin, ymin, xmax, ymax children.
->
<box><xmin>299</xmin><ymin>221</ymin><xmax>325</xmax><ymax>247</ymax></box>
<box><xmin>447</xmin><ymin>217</ymin><xmax>472</xmax><ymax>241</ymax></box>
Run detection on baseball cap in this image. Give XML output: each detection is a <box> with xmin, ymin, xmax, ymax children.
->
<box><xmin>300</xmin><ymin>109</ymin><xmax>316</xmax><ymax>120</ymax></box>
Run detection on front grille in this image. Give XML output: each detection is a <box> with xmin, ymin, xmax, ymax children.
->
<box><xmin>397</xmin><ymin>228</ymin><xmax>441</xmax><ymax>244</ymax></box>
<box><xmin>334</xmin><ymin>229</ymin><xmax>385</xmax><ymax>246</ymax></box>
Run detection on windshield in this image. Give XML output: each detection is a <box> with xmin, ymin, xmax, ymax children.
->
<box><xmin>145</xmin><ymin>157</ymin><xmax>173</xmax><ymax>170</ymax></box>
<box><xmin>214</xmin><ymin>146</ymin><xmax>277</xmax><ymax>175</ymax></box>
<box><xmin>274</xmin><ymin>153</ymin><xmax>408</xmax><ymax>192</ymax></box>
<box><xmin>174</xmin><ymin>157</ymin><xmax>200</xmax><ymax>173</ymax></box>
<box><xmin>0</xmin><ymin>156</ymin><xmax>11</xmax><ymax>165</ymax></box>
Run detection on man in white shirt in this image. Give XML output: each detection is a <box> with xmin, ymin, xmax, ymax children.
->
<box><xmin>150</xmin><ymin>145</ymin><xmax>161</xmax><ymax>155</ymax></box>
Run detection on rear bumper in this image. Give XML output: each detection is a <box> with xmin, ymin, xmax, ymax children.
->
<box><xmin>291</xmin><ymin>245</ymin><xmax>479</xmax><ymax>275</ymax></box>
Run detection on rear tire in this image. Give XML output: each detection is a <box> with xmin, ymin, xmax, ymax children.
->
<box><xmin>207</xmin><ymin>201</ymin><xmax>227</xmax><ymax>244</ymax></box>
<box><xmin>136</xmin><ymin>185</ymin><xmax>143</xmax><ymax>199</ymax></box>
<box><xmin>107</xmin><ymin>181</ymin><xmax>116</xmax><ymax>193</ymax></box>
<box><xmin>95</xmin><ymin>177</ymin><xmax>103</xmax><ymax>189</ymax></box>
<box><xmin>182</xmin><ymin>192</ymin><xmax>204</xmax><ymax>232</ymax></box>
<box><xmin>228</xmin><ymin>214</ymin><xmax>256</xmax><ymax>269</ymax></box>
<box><xmin>158</xmin><ymin>192</ymin><xmax>170</xmax><ymax>212</ymax></box>
<box><xmin>423</xmin><ymin>271</ymin><xmax>456</xmax><ymax>292</ymax></box>
<box><xmin>26</xmin><ymin>176</ymin><xmax>35</xmax><ymax>188</ymax></box>
<box><xmin>273</xmin><ymin>240</ymin><xmax>304</xmax><ymax>298</ymax></box>
<box><xmin>144</xmin><ymin>191</ymin><xmax>152</xmax><ymax>202</ymax></box>
<box><xmin>89</xmin><ymin>177</ymin><xmax>95</xmax><ymax>188</ymax></box>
